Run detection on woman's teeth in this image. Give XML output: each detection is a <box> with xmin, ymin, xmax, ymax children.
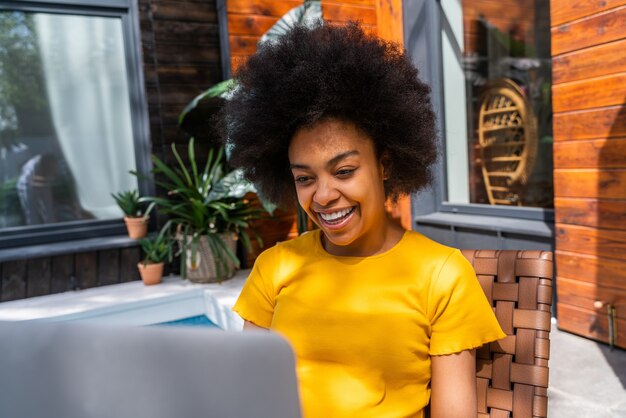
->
<box><xmin>319</xmin><ymin>207</ymin><xmax>354</xmax><ymax>222</ymax></box>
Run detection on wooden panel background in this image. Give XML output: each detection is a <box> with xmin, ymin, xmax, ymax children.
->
<box><xmin>0</xmin><ymin>248</ymin><xmax>141</xmax><ymax>302</ymax></box>
<box><xmin>551</xmin><ymin>0</ymin><xmax>626</xmax><ymax>348</ymax></box>
<box><xmin>138</xmin><ymin>0</ymin><xmax>223</xmax><ymax>160</ymax></box>
<box><xmin>226</xmin><ymin>0</ymin><xmax>378</xmax><ymax>72</ymax></box>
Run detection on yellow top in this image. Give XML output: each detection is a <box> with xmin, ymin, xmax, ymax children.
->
<box><xmin>233</xmin><ymin>229</ymin><xmax>505</xmax><ymax>418</ymax></box>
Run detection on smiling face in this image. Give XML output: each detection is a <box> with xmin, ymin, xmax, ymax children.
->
<box><xmin>288</xmin><ymin>118</ymin><xmax>401</xmax><ymax>257</ymax></box>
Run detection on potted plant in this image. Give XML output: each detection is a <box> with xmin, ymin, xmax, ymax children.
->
<box><xmin>137</xmin><ymin>226</ymin><xmax>174</xmax><ymax>285</ymax></box>
<box><xmin>111</xmin><ymin>190</ymin><xmax>155</xmax><ymax>239</ymax></box>
<box><xmin>145</xmin><ymin>138</ymin><xmax>264</xmax><ymax>283</ymax></box>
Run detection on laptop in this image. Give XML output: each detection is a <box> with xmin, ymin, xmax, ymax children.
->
<box><xmin>0</xmin><ymin>321</ymin><xmax>301</xmax><ymax>418</ymax></box>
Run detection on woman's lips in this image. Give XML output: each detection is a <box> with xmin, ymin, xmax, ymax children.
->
<box><xmin>316</xmin><ymin>206</ymin><xmax>356</xmax><ymax>230</ymax></box>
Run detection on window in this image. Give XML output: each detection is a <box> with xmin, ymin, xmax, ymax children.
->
<box><xmin>0</xmin><ymin>0</ymin><xmax>151</xmax><ymax>248</ymax></box>
<box><xmin>440</xmin><ymin>0</ymin><xmax>552</xmax><ymax>212</ymax></box>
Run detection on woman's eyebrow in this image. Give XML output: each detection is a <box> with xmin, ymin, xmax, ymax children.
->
<box><xmin>327</xmin><ymin>150</ymin><xmax>359</xmax><ymax>167</ymax></box>
<box><xmin>289</xmin><ymin>150</ymin><xmax>359</xmax><ymax>170</ymax></box>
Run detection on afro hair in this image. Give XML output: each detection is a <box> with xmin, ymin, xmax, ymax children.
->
<box><xmin>221</xmin><ymin>22</ymin><xmax>438</xmax><ymax>209</ymax></box>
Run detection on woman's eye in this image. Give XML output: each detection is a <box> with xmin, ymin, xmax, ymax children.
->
<box><xmin>336</xmin><ymin>168</ymin><xmax>355</xmax><ymax>177</ymax></box>
<box><xmin>295</xmin><ymin>176</ymin><xmax>312</xmax><ymax>184</ymax></box>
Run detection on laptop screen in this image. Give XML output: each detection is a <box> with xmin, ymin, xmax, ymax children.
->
<box><xmin>0</xmin><ymin>321</ymin><xmax>301</xmax><ymax>418</ymax></box>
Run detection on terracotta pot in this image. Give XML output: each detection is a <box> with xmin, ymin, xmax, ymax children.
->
<box><xmin>245</xmin><ymin>196</ymin><xmax>298</xmax><ymax>267</ymax></box>
<box><xmin>124</xmin><ymin>216</ymin><xmax>148</xmax><ymax>239</ymax></box>
<box><xmin>137</xmin><ymin>261</ymin><xmax>164</xmax><ymax>285</ymax></box>
<box><xmin>177</xmin><ymin>232</ymin><xmax>238</xmax><ymax>283</ymax></box>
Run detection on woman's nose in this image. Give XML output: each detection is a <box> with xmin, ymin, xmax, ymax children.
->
<box><xmin>313</xmin><ymin>178</ymin><xmax>340</xmax><ymax>207</ymax></box>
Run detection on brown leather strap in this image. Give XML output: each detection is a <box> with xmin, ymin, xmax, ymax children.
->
<box><xmin>460</xmin><ymin>250</ymin><xmax>554</xmax><ymax>418</ymax></box>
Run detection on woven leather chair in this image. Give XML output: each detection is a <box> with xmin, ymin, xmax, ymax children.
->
<box><xmin>461</xmin><ymin>250</ymin><xmax>553</xmax><ymax>418</ymax></box>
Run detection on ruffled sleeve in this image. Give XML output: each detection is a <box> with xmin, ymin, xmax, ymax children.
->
<box><xmin>428</xmin><ymin>249</ymin><xmax>506</xmax><ymax>355</ymax></box>
<box><xmin>232</xmin><ymin>248</ymin><xmax>277</xmax><ymax>328</ymax></box>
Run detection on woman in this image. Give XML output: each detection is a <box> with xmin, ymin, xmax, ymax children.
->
<box><xmin>222</xmin><ymin>23</ymin><xmax>505</xmax><ymax>418</ymax></box>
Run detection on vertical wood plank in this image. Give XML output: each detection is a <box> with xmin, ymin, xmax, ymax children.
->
<box><xmin>52</xmin><ymin>254</ymin><xmax>75</xmax><ymax>294</ymax></box>
<box><xmin>26</xmin><ymin>257</ymin><xmax>51</xmax><ymax>298</ymax></box>
<box><xmin>120</xmin><ymin>247</ymin><xmax>142</xmax><ymax>282</ymax></box>
<box><xmin>1</xmin><ymin>260</ymin><xmax>27</xmax><ymax>302</ymax></box>
<box><xmin>98</xmin><ymin>249</ymin><xmax>120</xmax><ymax>286</ymax></box>
<box><xmin>75</xmin><ymin>252</ymin><xmax>98</xmax><ymax>290</ymax></box>
<box><xmin>138</xmin><ymin>0</ymin><xmax>223</xmax><ymax>176</ymax></box>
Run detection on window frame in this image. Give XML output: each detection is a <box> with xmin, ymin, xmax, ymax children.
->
<box><xmin>405</xmin><ymin>0</ymin><xmax>554</xmax><ymax>228</ymax></box>
<box><xmin>0</xmin><ymin>0</ymin><xmax>153</xmax><ymax>249</ymax></box>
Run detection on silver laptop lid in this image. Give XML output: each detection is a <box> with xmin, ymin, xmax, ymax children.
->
<box><xmin>0</xmin><ymin>321</ymin><xmax>301</xmax><ymax>418</ymax></box>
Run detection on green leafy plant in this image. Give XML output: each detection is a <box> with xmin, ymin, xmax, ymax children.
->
<box><xmin>178</xmin><ymin>79</ymin><xmax>235</xmax><ymax>129</ymax></box>
<box><xmin>111</xmin><ymin>190</ymin><xmax>155</xmax><ymax>218</ymax></box>
<box><xmin>137</xmin><ymin>226</ymin><xmax>174</xmax><ymax>265</ymax></box>
<box><xmin>143</xmin><ymin>138</ymin><xmax>265</xmax><ymax>278</ymax></box>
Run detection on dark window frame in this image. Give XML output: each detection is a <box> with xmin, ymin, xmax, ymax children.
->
<box><xmin>0</xmin><ymin>0</ymin><xmax>153</xmax><ymax>250</ymax></box>
<box><xmin>404</xmin><ymin>0</ymin><xmax>555</xmax><ymax>230</ymax></box>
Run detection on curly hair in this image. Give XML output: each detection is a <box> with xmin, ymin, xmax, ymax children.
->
<box><xmin>221</xmin><ymin>22</ymin><xmax>438</xmax><ymax>209</ymax></box>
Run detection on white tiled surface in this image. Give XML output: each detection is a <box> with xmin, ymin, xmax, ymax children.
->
<box><xmin>0</xmin><ymin>270</ymin><xmax>249</xmax><ymax>330</ymax></box>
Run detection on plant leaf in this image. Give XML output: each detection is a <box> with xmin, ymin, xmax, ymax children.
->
<box><xmin>171</xmin><ymin>141</ymin><xmax>192</xmax><ymax>186</ymax></box>
<box><xmin>178</xmin><ymin>79</ymin><xmax>236</xmax><ymax>126</ymax></box>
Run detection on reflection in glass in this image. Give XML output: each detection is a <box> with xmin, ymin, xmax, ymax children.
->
<box><xmin>0</xmin><ymin>11</ymin><xmax>137</xmax><ymax>228</ymax></box>
<box><xmin>443</xmin><ymin>1</ymin><xmax>553</xmax><ymax>208</ymax></box>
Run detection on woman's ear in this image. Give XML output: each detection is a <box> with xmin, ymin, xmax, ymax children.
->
<box><xmin>380</xmin><ymin>151</ymin><xmax>391</xmax><ymax>181</ymax></box>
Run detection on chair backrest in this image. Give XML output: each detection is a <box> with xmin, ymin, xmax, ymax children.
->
<box><xmin>461</xmin><ymin>249</ymin><xmax>553</xmax><ymax>418</ymax></box>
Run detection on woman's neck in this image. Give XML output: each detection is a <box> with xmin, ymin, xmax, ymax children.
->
<box><xmin>321</xmin><ymin>217</ymin><xmax>406</xmax><ymax>257</ymax></box>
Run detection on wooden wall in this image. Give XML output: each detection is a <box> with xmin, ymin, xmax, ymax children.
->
<box><xmin>226</xmin><ymin>0</ymin><xmax>378</xmax><ymax>72</ymax></box>
<box><xmin>551</xmin><ymin>0</ymin><xmax>626</xmax><ymax>348</ymax></box>
<box><xmin>139</xmin><ymin>0</ymin><xmax>223</xmax><ymax>159</ymax></box>
<box><xmin>226</xmin><ymin>0</ymin><xmax>299</xmax><ymax>72</ymax></box>
<box><xmin>0</xmin><ymin>248</ymin><xmax>141</xmax><ymax>302</ymax></box>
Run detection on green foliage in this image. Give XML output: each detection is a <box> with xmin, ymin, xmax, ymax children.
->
<box><xmin>178</xmin><ymin>79</ymin><xmax>235</xmax><ymax>126</ymax></box>
<box><xmin>258</xmin><ymin>0</ymin><xmax>322</xmax><ymax>45</ymax></box>
<box><xmin>111</xmin><ymin>190</ymin><xmax>141</xmax><ymax>216</ymax></box>
<box><xmin>177</xmin><ymin>79</ymin><xmax>276</xmax><ymax>216</ymax></box>
<box><xmin>111</xmin><ymin>190</ymin><xmax>155</xmax><ymax>218</ymax></box>
<box><xmin>148</xmin><ymin>139</ymin><xmax>262</xmax><ymax>235</ymax></box>
<box><xmin>138</xmin><ymin>226</ymin><xmax>174</xmax><ymax>265</ymax></box>
<box><xmin>143</xmin><ymin>138</ymin><xmax>265</xmax><ymax>278</ymax></box>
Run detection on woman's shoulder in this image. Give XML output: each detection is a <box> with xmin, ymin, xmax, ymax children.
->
<box><xmin>398</xmin><ymin>231</ymin><xmax>474</xmax><ymax>288</ymax></box>
<box><xmin>254</xmin><ymin>229</ymin><xmax>320</xmax><ymax>266</ymax></box>
<box><xmin>401</xmin><ymin>230</ymin><xmax>459</xmax><ymax>260</ymax></box>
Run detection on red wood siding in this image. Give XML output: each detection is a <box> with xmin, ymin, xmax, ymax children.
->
<box><xmin>551</xmin><ymin>0</ymin><xmax>626</xmax><ymax>348</ymax></box>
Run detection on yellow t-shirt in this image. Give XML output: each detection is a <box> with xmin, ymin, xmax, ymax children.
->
<box><xmin>233</xmin><ymin>229</ymin><xmax>505</xmax><ymax>418</ymax></box>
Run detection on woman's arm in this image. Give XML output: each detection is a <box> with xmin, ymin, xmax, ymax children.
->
<box><xmin>430</xmin><ymin>349</ymin><xmax>477</xmax><ymax>418</ymax></box>
<box><xmin>243</xmin><ymin>320</ymin><xmax>268</xmax><ymax>330</ymax></box>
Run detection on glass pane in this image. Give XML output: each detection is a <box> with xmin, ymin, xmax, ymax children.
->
<box><xmin>442</xmin><ymin>1</ymin><xmax>553</xmax><ymax>208</ymax></box>
<box><xmin>0</xmin><ymin>11</ymin><xmax>137</xmax><ymax>228</ymax></box>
